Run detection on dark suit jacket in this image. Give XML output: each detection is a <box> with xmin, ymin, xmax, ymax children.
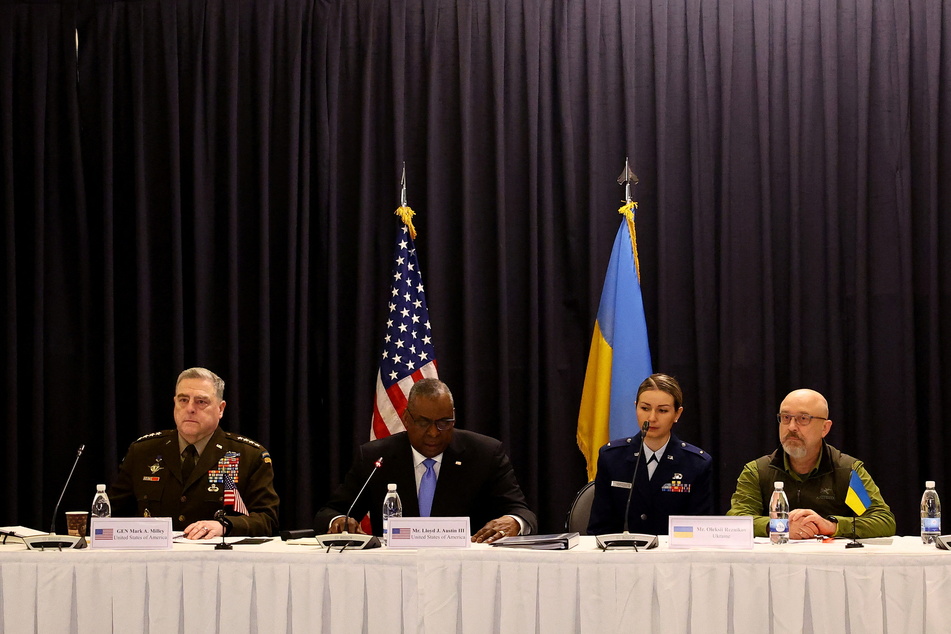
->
<box><xmin>587</xmin><ymin>432</ymin><xmax>713</xmax><ymax>535</ymax></box>
<box><xmin>109</xmin><ymin>426</ymin><xmax>280</xmax><ymax>536</ymax></box>
<box><xmin>314</xmin><ymin>429</ymin><xmax>538</xmax><ymax>536</ymax></box>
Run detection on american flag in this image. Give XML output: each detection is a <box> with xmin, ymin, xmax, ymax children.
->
<box><xmin>94</xmin><ymin>528</ymin><xmax>114</xmax><ymax>540</ymax></box>
<box><xmin>223</xmin><ymin>472</ymin><xmax>249</xmax><ymax>515</ymax></box>
<box><xmin>371</xmin><ymin>223</ymin><xmax>439</xmax><ymax>439</ymax></box>
<box><xmin>391</xmin><ymin>527</ymin><xmax>411</xmax><ymax>539</ymax></box>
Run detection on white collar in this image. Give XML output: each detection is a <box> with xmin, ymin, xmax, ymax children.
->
<box><xmin>643</xmin><ymin>436</ymin><xmax>671</xmax><ymax>461</ymax></box>
<box><xmin>411</xmin><ymin>445</ymin><xmax>443</xmax><ymax>468</ymax></box>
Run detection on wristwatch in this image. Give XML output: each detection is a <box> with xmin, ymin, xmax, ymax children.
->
<box><xmin>824</xmin><ymin>515</ymin><xmax>838</xmax><ymax>535</ymax></box>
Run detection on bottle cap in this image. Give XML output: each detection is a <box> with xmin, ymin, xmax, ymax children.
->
<box><xmin>387</xmin><ymin>483</ymin><xmax>397</xmax><ymax>491</ymax></box>
<box><xmin>927</xmin><ymin>480</ymin><xmax>936</xmax><ymax>489</ymax></box>
<box><xmin>96</xmin><ymin>484</ymin><xmax>106</xmax><ymax>491</ymax></box>
<box><xmin>774</xmin><ymin>481</ymin><xmax>784</xmax><ymax>490</ymax></box>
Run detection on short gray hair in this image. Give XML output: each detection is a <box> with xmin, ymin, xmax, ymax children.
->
<box><xmin>407</xmin><ymin>378</ymin><xmax>454</xmax><ymax>408</ymax></box>
<box><xmin>176</xmin><ymin>367</ymin><xmax>225</xmax><ymax>401</ymax></box>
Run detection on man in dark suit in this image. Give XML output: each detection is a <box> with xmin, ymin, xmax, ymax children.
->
<box><xmin>109</xmin><ymin>367</ymin><xmax>279</xmax><ymax>538</ymax></box>
<box><xmin>315</xmin><ymin>379</ymin><xmax>537</xmax><ymax>542</ymax></box>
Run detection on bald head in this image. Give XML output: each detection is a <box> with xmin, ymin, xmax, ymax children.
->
<box><xmin>780</xmin><ymin>389</ymin><xmax>829</xmax><ymax>419</ymax></box>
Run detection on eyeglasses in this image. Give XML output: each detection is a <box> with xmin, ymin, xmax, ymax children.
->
<box><xmin>776</xmin><ymin>413</ymin><xmax>826</xmax><ymax>426</ymax></box>
<box><xmin>406</xmin><ymin>408</ymin><xmax>455</xmax><ymax>431</ymax></box>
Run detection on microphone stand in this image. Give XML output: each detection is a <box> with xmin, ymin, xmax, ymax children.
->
<box><xmin>214</xmin><ymin>510</ymin><xmax>233</xmax><ymax>550</ymax></box>
<box><xmin>24</xmin><ymin>445</ymin><xmax>88</xmax><ymax>551</ymax></box>
<box><xmin>596</xmin><ymin>423</ymin><xmax>659</xmax><ymax>551</ymax></box>
<box><xmin>315</xmin><ymin>457</ymin><xmax>383</xmax><ymax>551</ymax></box>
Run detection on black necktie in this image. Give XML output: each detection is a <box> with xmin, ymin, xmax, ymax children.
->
<box><xmin>182</xmin><ymin>444</ymin><xmax>198</xmax><ymax>481</ymax></box>
<box><xmin>647</xmin><ymin>453</ymin><xmax>658</xmax><ymax>479</ymax></box>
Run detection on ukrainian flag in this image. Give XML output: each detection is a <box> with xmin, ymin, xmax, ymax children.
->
<box><xmin>845</xmin><ymin>470</ymin><xmax>871</xmax><ymax>516</ymax></box>
<box><xmin>577</xmin><ymin>205</ymin><xmax>653</xmax><ymax>481</ymax></box>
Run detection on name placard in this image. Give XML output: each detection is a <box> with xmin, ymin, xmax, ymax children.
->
<box><xmin>667</xmin><ymin>515</ymin><xmax>753</xmax><ymax>550</ymax></box>
<box><xmin>385</xmin><ymin>516</ymin><xmax>471</xmax><ymax>549</ymax></box>
<box><xmin>90</xmin><ymin>517</ymin><xmax>173</xmax><ymax>550</ymax></box>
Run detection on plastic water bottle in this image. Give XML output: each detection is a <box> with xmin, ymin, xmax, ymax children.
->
<box><xmin>91</xmin><ymin>484</ymin><xmax>111</xmax><ymax>518</ymax></box>
<box><xmin>382</xmin><ymin>483</ymin><xmax>402</xmax><ymax>545</ymax></box>
<box><xmin>769</xmin><ymin>481</ymin><xmax>789</xmax><ymax>544</ymax></box>
<box><xmin>921</xmin><ymin>480</ymin><xmax>941</xmax><ymax>544</ymax></box>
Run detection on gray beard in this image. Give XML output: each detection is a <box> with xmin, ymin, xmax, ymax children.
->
<box><xmin>782</xmin><ymin>441</ymin><xmax>808</xmax><ymax>460</ymax></box>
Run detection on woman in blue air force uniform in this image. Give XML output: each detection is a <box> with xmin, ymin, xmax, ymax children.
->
<box><xmin>587</xmin><ymin>374</ymin><xmax>713</xmax><ymax>536</ymax></box>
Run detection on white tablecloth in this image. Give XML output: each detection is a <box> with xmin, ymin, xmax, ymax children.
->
<box><xmin>2</xmin><ymin>536</ymin><xmax>949</xmax><ymax>633</ymax></box>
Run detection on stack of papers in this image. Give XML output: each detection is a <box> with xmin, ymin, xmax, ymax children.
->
<box><xmin>0</xmin><ymin>526</ymin><xmax>48</xmax><ymax>541</ymax></box>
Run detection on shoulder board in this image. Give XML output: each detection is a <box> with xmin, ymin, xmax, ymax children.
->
<box><xmin>679</xmin><ymin>441</ymin><xmax>712</xmax><ymax>460</ymax></box>
<box><xmin>224</xmin><ymin>432</ymin><xmax>263</xmax><ymax>449</ymax></box>
<box><xmin>604</xmin><ymin>437</ymin><xmax>636</xmax><ymax>450</ymax></box>
<box><xmin>133</xmin><ymin>430</ymin><xmax>173</xmax><ymax>443</ymax></box>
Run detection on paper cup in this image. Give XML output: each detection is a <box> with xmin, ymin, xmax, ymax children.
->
<box><xmin>66</xmin><ymin>511</ymin><xmax>88</xmax><ymax>537</ymax></box>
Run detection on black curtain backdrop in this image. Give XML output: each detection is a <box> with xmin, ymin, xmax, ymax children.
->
<box><xmin>3</xmin><ymin>0</ymin><xmax>951</xmax><ymax>536</ymax></box>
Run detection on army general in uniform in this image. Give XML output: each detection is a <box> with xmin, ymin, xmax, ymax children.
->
<box><xmin>109</xmin><ymin>367</ymin><xmax>279</xmax><ymax>538</ymax></box>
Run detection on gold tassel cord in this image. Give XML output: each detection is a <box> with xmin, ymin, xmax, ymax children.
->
<box><xmin>617</xmin><ymin>200</ymin><xmax>636</xmax><ymax>222</ymax></box>
<box><xmin>395</xmin><ymin>205</ymin><xmax>418</xmax><ymax>239</ymax></box>
<box><xmin>618</xmin><ymin>201</ymin><xmax>641</xmax><ymax>282</ymax></box>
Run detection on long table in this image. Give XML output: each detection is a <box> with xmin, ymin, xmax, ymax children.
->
<box><xmin>2</xmin><ymin>536</ymin><xmax>949</xmax><ymax>632</ymax></box>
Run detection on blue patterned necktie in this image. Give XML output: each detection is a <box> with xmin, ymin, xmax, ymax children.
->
<box><xmin>418</xmin><ymin>458</ymin><xmax>437</xmax><ymax>517</ymax></box>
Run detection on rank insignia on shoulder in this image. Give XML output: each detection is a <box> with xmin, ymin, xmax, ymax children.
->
<box><xmin>262</xmin><ymin>451</ymin><xmax>272</xmax><ymax>464</ymax></box>
<box><xmin>229</xmin><ymin>434</ymin><xmax>262</xmax><ymax>449</ymax></box>
<box><xmin>135</xmin><ymin>430</ymin><xmax>165</xmax><ymax>442</ymax></box>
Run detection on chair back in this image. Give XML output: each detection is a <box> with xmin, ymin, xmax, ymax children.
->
<box><xmin>565</xmin><ymin>481</ymin><xmax>596</xmax><ymax>534</ymax></box>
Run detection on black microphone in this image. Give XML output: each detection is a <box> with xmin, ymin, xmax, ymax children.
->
<box><xmin>596</xmin><ymin>422</ymin><xmax>659</xmax><ymax>550</ymax></box>
<box><xmin>315</xmin><ymin>456</ymin><xmax>383</xmax><ymax>551</ymax></box>
<box><xmin>24</xmin><ymin>444</ymin><xmax>88</xmax><ymax>550</ymax></box>
<box><xmin>621</xmin><ymin>422</ymin><xmax>649</xmax><ymax>534</ymax></box>
<box><xmin>342</xmin><ymin>457</ymin><xmax>383</xmax><ymax>533</ymax></box>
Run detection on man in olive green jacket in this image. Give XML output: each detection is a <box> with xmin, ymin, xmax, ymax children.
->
<box><xmin>727</xmin><ymin>389</ymin><xmax>895</xmax><ymax>539</ymax></box>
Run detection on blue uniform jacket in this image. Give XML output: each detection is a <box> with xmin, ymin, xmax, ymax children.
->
<box><xmin>587</xmin><ymin>432</ymin><xmax>714</xmax><ymax>535</ymax></box>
